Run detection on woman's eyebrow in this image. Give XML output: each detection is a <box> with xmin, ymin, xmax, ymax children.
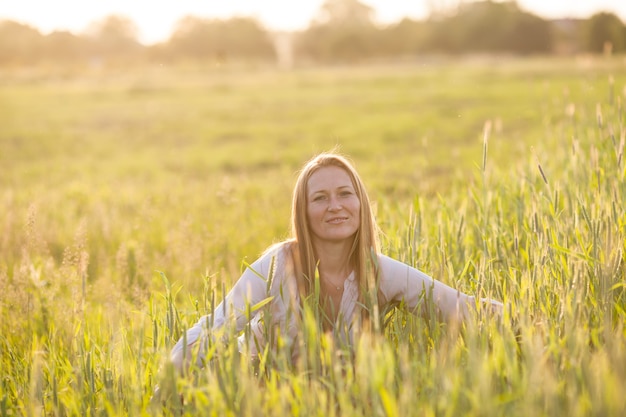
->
<box><xmin>308</xmin><ymin>189</ymin><xmax>326</xmax><ymax>196</ymax></box>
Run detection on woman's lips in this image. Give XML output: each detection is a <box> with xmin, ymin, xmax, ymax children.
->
<box><xmin>326</xmin><ymin>217</ymin><xmax>348</xmax><ymax>224</ymax></box>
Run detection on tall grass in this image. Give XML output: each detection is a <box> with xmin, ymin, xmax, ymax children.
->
<box><xmin>1</xmin><ymin>58</ymin><xmax>624</xmax><ymax>416</ymax></box>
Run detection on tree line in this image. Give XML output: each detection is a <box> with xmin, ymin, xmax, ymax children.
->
<box><xmin>1</xmin><ymin>0</ymin><xmax>624</xmax><ymax>67</ymax></box>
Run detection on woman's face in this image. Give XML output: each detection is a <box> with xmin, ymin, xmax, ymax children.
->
<box><xmin>306</xmin><ymin>166</ymin><xmax>361</xmax><ymax>245</ymax></box>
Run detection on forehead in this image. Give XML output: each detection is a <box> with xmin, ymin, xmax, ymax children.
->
<box><xmin>307</xmin><ymin>165</ymin><xmax>354</xmax><ymax>193</ymax></box>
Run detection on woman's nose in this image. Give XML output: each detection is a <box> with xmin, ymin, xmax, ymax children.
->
<box><xmin>328</xmin><ymin>196</ymin><xmax>342</xmax><ymax>211</ymax></box>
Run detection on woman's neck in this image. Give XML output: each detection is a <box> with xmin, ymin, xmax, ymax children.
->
<box><xmin>313</xmin><ymin>239</ymin><xmax>354</xmax><ymax>278</ymax></box>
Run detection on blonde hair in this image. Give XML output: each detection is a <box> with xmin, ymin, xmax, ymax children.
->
<box><xmin>289</xmin><ymin>152</ymin><xmax>380</xmax><ymax>307</ymax></box>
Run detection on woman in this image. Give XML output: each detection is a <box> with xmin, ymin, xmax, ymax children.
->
<box><xmin>171</xmin><ymin>152</ymin><xmax>502</xmax><ymax>372</ymax></box>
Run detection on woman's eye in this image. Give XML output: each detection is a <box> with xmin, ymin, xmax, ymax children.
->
<box><xmin>313</xmin><ymin>195</ymin><xmax>326</xmax><ymax>201</ymax></box>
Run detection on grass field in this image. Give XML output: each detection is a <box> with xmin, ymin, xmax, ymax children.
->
<box><xmin>1</xmin><ymin>56</ymin><xmax>625</xmax><ymax>416</ymax></box>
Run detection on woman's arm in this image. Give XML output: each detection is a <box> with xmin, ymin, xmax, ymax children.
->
<box><xmin>377</xmin><ymin>255</ymin><xmax>502</xmax><ymax>321</ymax></box>
<box><xmin>170</xmin><ymin>251</ymin><xmax>274</xmax><ymax>373</ymax></box>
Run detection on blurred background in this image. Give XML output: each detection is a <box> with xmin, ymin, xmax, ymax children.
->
<box><xmin>1</xmin><ymin>0</ymin><xmax>626</xmax><ymax>68</ymax></box>
<box><xmin>3</xmin><ymin>0</ymin><xmax>626</xmax><ymax>303</ymax></box>
<box><xmin>2</xmin><ymin>5</ymin><xmax>625</xmax><ymax>414</ymax></box>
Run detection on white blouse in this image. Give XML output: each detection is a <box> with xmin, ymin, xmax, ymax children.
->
<box><xmin>170</xmin><ymin>242</ymin><xmax>501</xmax><ymax>367</ymax></box>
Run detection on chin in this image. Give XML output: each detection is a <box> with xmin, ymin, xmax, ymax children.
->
<box><xmin>322</xmin><ymin>230</ymin><xmax>358</xmax><ymax>242</ymax></box>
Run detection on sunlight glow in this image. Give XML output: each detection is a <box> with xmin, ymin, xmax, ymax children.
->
<box><xmin>1</xmin><ymin>0</ymin><xmax>625</xmax><ymax>44</ymax></box>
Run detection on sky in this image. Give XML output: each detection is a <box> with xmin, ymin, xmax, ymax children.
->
<box><xmin>1</xmin><ymin>0</ymin><xmax>626</xmax><ymax>44</ymax></box>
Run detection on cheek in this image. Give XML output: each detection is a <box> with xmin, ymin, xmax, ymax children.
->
<box><xmin>351</xmin><ymin>199</ymin><xmax>361</xmax><ymax>215</ymax></box>
<box><xmin>306</xmin><ymin>204</ymin><xmax>319</xmax><ymax>223</ymax></box>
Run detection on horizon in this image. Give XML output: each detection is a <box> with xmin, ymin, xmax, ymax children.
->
<box><xmin>1</xmin><ymin>0</ymin><xmax>626</xmax><ymax>45</ymax></box>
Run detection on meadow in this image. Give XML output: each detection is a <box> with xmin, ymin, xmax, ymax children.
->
<box><xmin>1</xmin><ymin>56</ymin><xmax>625</xmax><ymax>416</ymax></box>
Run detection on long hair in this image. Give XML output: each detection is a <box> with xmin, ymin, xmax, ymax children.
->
<box><xmin>289</xmin><ymin>152</ymin><xmax>380</xmax><ymax>315</ymax></box>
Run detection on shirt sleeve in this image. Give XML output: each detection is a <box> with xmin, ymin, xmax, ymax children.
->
<box><xmin>170</xmin><ymin>248</ymin><xmax>276</xmax><ymax>366</ymax></box>
<box><xmin>378</xmin><ymin>254</ymin><xmax>481</xmax><ymax>321</ymax></box>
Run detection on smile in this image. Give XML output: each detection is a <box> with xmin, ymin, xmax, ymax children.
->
<box><xmin>326</xmin><ymin>217</ymin><xmax>348</xmax><ymax>224</ymax></box>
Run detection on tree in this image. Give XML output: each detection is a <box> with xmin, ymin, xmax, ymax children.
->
<box><xmin>43</xmin><ymin>30</ymin><xmax>89</xmax><ymax>63</ymax></box>
<box><xmin>506</xmin><ymin>12</ymin><xmax>553</xmax><ymax>54</ymax></box>
<box><xmin>296</xmin><ymin>0</ymin><xmax>379</xmax><ymax>63</ymax></box>
<box><xmin>0</xmin><ymin>20</ymin><xmax>43</xmax><ymax>65</ymax></box>
<box><xmin>585</xmin><ymin>12</ymin><xmax>625</xmax><ymax>53</ymax></box>
<box><xmin>313</xmin><ymin>0</ymin><xmax>374</xmax><ymax>26</ymax></box>
<box><xmin>378</xmin><ymin>18</ymin><xmax>430</xmax><ymax>57</ymax></box>
<box><xmin>84</xmin><ymin>15</ymin><xmax>142</xmax><ymax>62</ymax></box>
<box><xmin>167</xmin><ymin>16</ymin><xmax>274</xmax><ymax>62</ymax></box>
<box><xmin>425</xmin><ymin>1</ymin><xmax>552</xmax><ymax>54</ymax></box>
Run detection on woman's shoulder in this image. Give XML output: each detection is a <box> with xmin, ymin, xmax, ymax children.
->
<box><xmin>255</xmin><ymin>240</ymin><xmax>298</xmax><ymax>292</ymax></box>
<box><xmin>260</xmin><ymin>240</ymin><xmax>294</xmax><ymax>259</ymax></box>
<box><xmin>251</xmin><ymin>240</ymin><xmax>294</xmax><ymax>271</ymax></box>
<box><xmin>376</xmin><ymin>253</ymin><xmax>405</xmax><ymax>271</ymax></box>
